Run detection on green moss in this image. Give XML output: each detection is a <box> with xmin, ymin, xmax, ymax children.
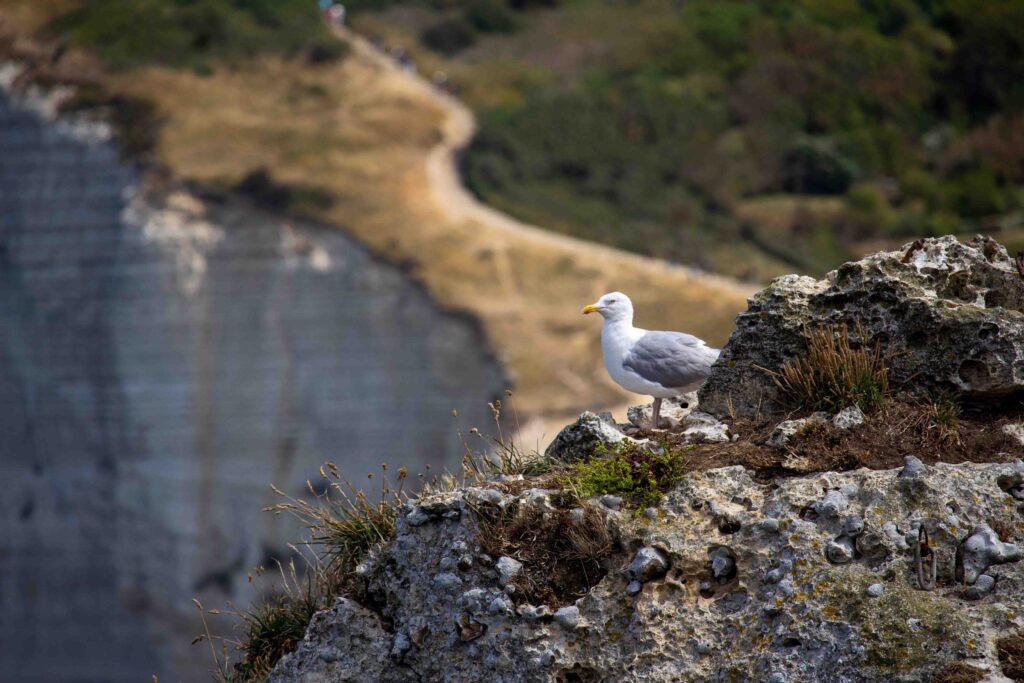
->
<box><xmin>825</xmin><ymin>576</ymin><xmax>972</xmax><ymax>674</ymax></box>
<box><xmin>568</xmin><ymin>440</ymin><xmax>687</xmax><ymax>509</ymax></box>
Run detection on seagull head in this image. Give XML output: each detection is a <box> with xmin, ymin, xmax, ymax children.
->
<box><xmin>583</xmin><ymin>291</ymin><xmax>633</xmax><ymax>322</ymax></box>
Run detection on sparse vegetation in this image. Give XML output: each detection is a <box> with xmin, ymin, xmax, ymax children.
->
<box><xmin>925</xmin><ymin>392</ymin><xmax>963</xmax><ymax>446</ymax></box>
<box><xmin>457</xmin><ymin>393</ymin><xmax>558</xmax><ymax>480</ymax></box>
<box><xmin>568</xmin><ymin>440</ymin><xmax>687</xmax><ymax>509</ymax></box>
<box><xmin>762</xmin><ymin>324</ymin><xmax>890</xmax><ymax>413</ymax></box>
<box><xmin>475</xmin><ymin>499</ymin><xmax>616</xmax><ymax>605</ymax></box>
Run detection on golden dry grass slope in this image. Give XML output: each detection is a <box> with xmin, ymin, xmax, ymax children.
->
<box><xmin>1</xmin><ymin>2</ymin><xmax>753</xmax><ymax>432</ymax></box>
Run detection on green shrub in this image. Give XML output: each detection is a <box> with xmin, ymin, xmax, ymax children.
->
<box><xmin>50</xmin><ymin>0</ymin><xmax>347</xmax><ymax>70</ymax></box>
<box><xmin>569</xmin><ymin>440</ymin><xmax>686</xmax><ymax>509</ymax></box>
<box><xmin>464</xmin><ymin>0</ymin><xmax>520</xmax><ymax>34</ymax></box>
<box><xmin>421</xmin><ymin>18</ymin><xmax>477</xmax><ymax>55</ymax></box>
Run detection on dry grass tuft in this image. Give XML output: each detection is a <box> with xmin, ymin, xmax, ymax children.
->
<box><xmin>267</xmin><ymin>463</ymin><xmax>407</xmax><ymax>582</ymax></box>
<box><xmin>999</xmin><ymin>632</ymin><xmax>1024</xmax><ymax>682</ymax></box>
<box><xmin>761</xmin><ymin>324</ymin><xmax>890</xmax><ymax>413</ymax></box>
<box><xmin>475</xmin><ymin>499</ymin><xmax>616</xmax><ymax>606</ymax></box>
<box><xmin>931</xmin><ymin>661</ymin><xmax>988</xmax><ymax>683</ymax></box>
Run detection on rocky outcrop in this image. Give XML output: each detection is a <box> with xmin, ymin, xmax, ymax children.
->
<box><xmin>270</xmin><ymin>460</ymin><xmax>1024</xmax><ymax>682</ymax></box>
<box><xmin>699</xmin><ymin>236</ymin><xmax>1024</xmax><ymax>416</ymax></box>
<box><xmin>0</xmin><ymin>82</ymin><xmax>505</xmax><ymax>683</ymax></box>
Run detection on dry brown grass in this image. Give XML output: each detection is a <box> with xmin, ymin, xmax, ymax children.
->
<box><xmin>999</xmin><ymin>632</ymin><xmax>1024</xmax><ymax>682</ymax></box>
<box><xmin>475</xmin><ymin>499</ymin><xmax>617</xmax><ymax>606</ymax></box>
<box><xmin>761</xmin><ymin>324</ymin><xmax>890</xmax><ymax>413</ymax></box>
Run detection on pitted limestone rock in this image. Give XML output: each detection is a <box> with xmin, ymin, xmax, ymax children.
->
<box><xmin>956</xmin><ymin>524</ymin><xmax>1023</xmax><ymax>584</ymax></box>
<box><xmin>271</xmin><ymin>461</ymin><xmax>1024</xmax><ymax>683</ymax></box>
<box><xmin>700</xmin><ymin>236</ymin><xmax>1024</xmax><ymax>416</ymax></box>
<box><xmin>627</xmin><ymin>394</ymin><xmax>696</xmax><ymax>429</ymax></box>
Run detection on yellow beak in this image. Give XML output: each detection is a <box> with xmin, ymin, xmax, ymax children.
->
<box><xmin>582</xmin><ymin>304</ymin><xmax>602</xmax><ymax>315</ymax></box>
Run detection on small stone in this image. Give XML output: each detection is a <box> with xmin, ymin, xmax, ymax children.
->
<box><xmin>518</xmin><ymin>605</ymin><xmax>551</xmax><ymax>622</ymax></box>
<box><xmin>443</xmin><ymin>510</ymin><xmax>460</xmax><ymax>519</ymax></box>
<box><xmin>816</xmin><ymin>490</ymin><xmax>849</xmax><ymax>518</ymax></box>
<box><xmin>756</xmin><ymin>519</ymin><xmax>780</xmax><ymax>534</ymax></box>
<box><xmin>496</xmin><ymin>556</ymin><xmax>523</xmax><ymax>586</ymax></box>
<box><xmin>767</xmin><ymin>673</ymin><xmax>787</xmax><ymax>683</ymax></box>
<box><xmin>545</xmin><ymin>412</ymin><xmax>634</xmax><ymax>463</ymax></box>
<box><xmin>643</xmin><ymin>507</ymin><xmax>658</xmax><ymax>520</ymax></box>
<box><xmin>627</xmin><ymin>547</ymin><xmax>670</xmax><ymax>583</ymax></box>
<box><xmin>899</xmin><ymin>455</ymin><xmax>925</xmax><ymax>478</ymax></box>
<box><xmin>435</xmin><ymin>572</ymin><xmax>462</xmax><ymax>589</ymax></box>
<box><xmin>907</xmin><ymin>618</ymin><xmax>923</xmax><ymax>632</ymax></box>
<box><xmin>826</xmin><ymin>536</ymin><xmax>855</xmax><ymax>564</ymax></box>
<box><xmin>456</xmin><ymin>613</ymin><xmax>486</xmax><ymax>642</ymax></box>
<box><xmin>958</xmin><ymin>524</ymin><xmax>1023</xmax><ymax>584</ymax></box>
<box><xmin>569</xmin><ymin>507</ymin><xmax>586</xmax><ymax>523</ymax></box>
<box><xmin>696</xmin><ymin>641</ymin><xmax>711</xmax><ymax>655</ymax></box>
<box><xmin>406</xmin><ymin>507</ymin><xmax>431</xmax><ymax>526</ymax></box>
<box><xmin>965</xmin><ymin>573</ymin><xmax>996</xmax><ymax>600</ymax></box>
<box><xmin>832</xmin><ymin>405</ymin><xmax>865</xmax><ymax>429</ymax></box>
<box><xmin>765</xmin><ymin>568</ymin><xmax>784</xmax><ymax>584</ymax></box>
<box><xmin>682</xmin><ymin>412</ymin><xmax>730</xmax><ymax>443</ymax></box>
<box><xmin>710</xmin><ymin>548</ymin><xmax>736</xmax><ymax>581</ymax></box>
<box><xmin>866</xmin><ymin>583</ymin><xmax>884</xmax><ymax>598</ymax></box>
<box><xmin>488</xmin><ymin>596</ymin><xmax>511</xmax><ymax>615</ymax></box>
<box><xmin>601</xmin><ymin>495</ymin><xmax>624</xmax><ymax>510</ymax></box>
<box><xmin>767</xmin><ymin>414</ymin><xmax>828</xmax><ymax>448</ymax></box>
<box><xmin>457</xmin><ymin>554</ymin><xmax>473</xmax><ymax>571</ymax></box>
<box><xmin>625</xmin><ymin>580</ymin><xmax>643</xmax><ymax>596</ymax></box>
<box><xmin>553</xmin><ymin>605</ymin><xmax>581</xmax><ymax>630</ymax></box>
<box><xmin>778</xmin><ymin>579</ymin><xmax>796</xmax><ymax>596</ymax></box>
<box><xmin>844</xmin><ymin>516</ymin><xmax>865</xmax><ymax>536</ymax></box>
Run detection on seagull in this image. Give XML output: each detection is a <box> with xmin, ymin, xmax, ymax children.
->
<box><xmin>583</xmin><ymin>291</ymin><xmax>720</xmax><ymax>429</ymax></box>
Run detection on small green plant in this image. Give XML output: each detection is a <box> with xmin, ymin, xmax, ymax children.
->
<box><xmin>761</xmin><ymin>324</ymin><xmax>890</xmax><ymax>413</ymax></box>
<box><xmin>568</xmin><ymin>440</ymin><xmax>687</xmax><ymax>509</ymax></box>
<box><xmin>195</xmin><ymin>558</ymin><xmax>330</xmax><ymax>683</ymax></box>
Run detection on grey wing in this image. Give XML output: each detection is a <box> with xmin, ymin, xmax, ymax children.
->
<box><xmin>623</xmin><ymin>331</ymin><xmax>720</xmax><ymax>389</ymax></box>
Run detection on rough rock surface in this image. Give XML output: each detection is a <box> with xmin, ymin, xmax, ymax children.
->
<box><xmin>627</xmin><ymin>394</ymin><xmax>696</xmax><ymax>429</ymax></box>
<box><xmin>271</xmin><ymin>461</ymin><xmax>1024</xmax><ymax>682</ymax></box>
<box><xmin>699</xmin><ymin>236</ymin><xmax>1024</xmax><ymax>416</ymax></box>
<box><xmin>544</xmin><ymin>411</ymin><xmax>636</xmax><ymax>462</ymax></box>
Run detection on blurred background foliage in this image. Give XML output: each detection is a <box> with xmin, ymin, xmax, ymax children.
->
<box><xmin>52</xmin><ymin>0</ymin><xmax>348</xmax><ymax>70</ymax></box>
<box><xmin>344</xmin><ymin>0</ymin><xmax>1024</xmax><ymax>279</ymax></box>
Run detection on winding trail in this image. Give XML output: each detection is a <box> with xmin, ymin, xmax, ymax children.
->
<box><xmin>338</xmin><ymin>26</ymin><xmax>754</xmax><ymax>300</ymax></box>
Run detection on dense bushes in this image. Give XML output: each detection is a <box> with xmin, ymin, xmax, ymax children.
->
<box><xmin>51</xmin><ymin>0</ymin><xmax>347</xmax><ymax>70</ymax></box>
<box><xmin>460</xmin><ymin>0</ymin><xmax>1024</xmax><ymax>277</ymax></box>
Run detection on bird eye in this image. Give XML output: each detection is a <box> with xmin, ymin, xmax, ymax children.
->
<box><xmin>608</xmin><ymin>299</ymin><xmax>616</xmax><ymax>304</ymax></box>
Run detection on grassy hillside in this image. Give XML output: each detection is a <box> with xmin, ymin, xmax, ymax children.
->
<box><xmin>348</xmin><ymin>0</ymin><xmax>1024</xmax><ymax>280</ymax></box>
<box><xmin>0</xmin><ymin>0</ymin><xmax>752</xmax><ymax>422</ymax></box>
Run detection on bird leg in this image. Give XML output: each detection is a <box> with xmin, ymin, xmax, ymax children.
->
<box><xmin>651</xmin><ymin>397</ymin><xmax>662</xmax><ymax>430</ymax></box>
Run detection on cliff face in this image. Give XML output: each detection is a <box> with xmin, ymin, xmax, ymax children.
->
<box><xmin>0</xmin><ymin>84</ymin><xmax>505</xmax><ymax>683</ymax></box>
